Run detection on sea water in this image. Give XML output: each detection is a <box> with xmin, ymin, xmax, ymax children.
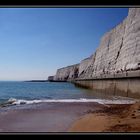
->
<box><xmin>0</xmin><ymin>81</ymin><xmax>137</xmax><ymax>106</ymax></box>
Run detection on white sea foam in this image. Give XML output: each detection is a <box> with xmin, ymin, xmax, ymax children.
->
<box><xmin>7</xmin><ymin>97</ymin><xmax>138</xmax><ymax>106</ymax></box>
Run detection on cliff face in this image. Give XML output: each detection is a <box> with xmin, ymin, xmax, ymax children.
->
<box><xmin>52</xmin><ymin>8</ymin><xmax>140</xmax><ymax>81</ymax></box>
<box><xmin>78</xmin><ymin>8</ymin><xmax>140</xmax><ymax>79</ymax></box>
<box><xmin>48</xmin><ymin>76</ymin><xmax>54</xmax><ymax>81</ymax></box>
<box><xmin>54</xmin><ymin>64</ymin><xmax>79</xmax><ymax>81</ymax></box>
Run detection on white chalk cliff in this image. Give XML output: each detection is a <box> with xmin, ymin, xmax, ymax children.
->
<box><xmin>52</xmin><ymin>8</ymin><xmax>140</xmax><ymax>81</ymax></box>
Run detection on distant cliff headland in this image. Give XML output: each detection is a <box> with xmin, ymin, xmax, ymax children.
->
<box><xmin>48</xmin><ymin>8</ymin><xmax>140</xmax><ymax>98</ymax></box>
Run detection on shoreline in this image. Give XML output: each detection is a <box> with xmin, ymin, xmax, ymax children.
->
<box><xmin>0</xmin><ymin>102</ymin><xmax>103</xmax><ymax>132</ymax></box>
<box><xmin>0</xmin><ymin>101</ymin><xmax>140</xmax><ymax>132</ymax></box>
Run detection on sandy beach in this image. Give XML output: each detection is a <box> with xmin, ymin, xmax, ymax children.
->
<box><xmin>0</xmin><ymin>102</ymin><xmax>103</xmax><ymax>132</ymax></box>
<box><xmin>0</xmin><ymin>102</ymin><xmax>140</xmax><ymax>133</ymax></box>
<box><xmin>69</xmin><ymin>102</ymin><xmax>140</xmax><ymax>132</ymax></box>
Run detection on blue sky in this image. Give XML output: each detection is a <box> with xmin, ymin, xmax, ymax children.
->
<box><xmin>0</xmin><ymin>8</ymin><xmax>128</xmax><ymax>81</ymax></box>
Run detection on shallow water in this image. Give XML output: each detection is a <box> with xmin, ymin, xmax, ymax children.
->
<box><xmin>0</xmin><ymin>81</ymin><xmax>138</xmax><ymax>107</ymax></box>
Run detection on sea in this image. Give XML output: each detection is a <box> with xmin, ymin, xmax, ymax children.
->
<box><xmin>0</xmin><ymin>81</ymin><xmax>138</xmax><ymax>107</ymax></box>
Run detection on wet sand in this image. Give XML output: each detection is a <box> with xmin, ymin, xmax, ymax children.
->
<box><xmin>0</xmin><ymin>102</ymin><xmax>103</xmax><ymax>132</ymax></box>
<box><xmin>0</xmin><ymin>102</ymin><xmax>140</xmax><ymax>133</ymax></box>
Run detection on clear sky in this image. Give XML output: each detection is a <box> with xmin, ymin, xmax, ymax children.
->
<box><xmin>0</xmin><ymin>8</ymin><xmax>128</xmax><ymax>81</ymax></box>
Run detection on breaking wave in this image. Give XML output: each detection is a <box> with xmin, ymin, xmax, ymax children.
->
<box><xmin>1</xmin><ymin>97</ymin><xmax>137</xmax><ymax>107</ymax></box>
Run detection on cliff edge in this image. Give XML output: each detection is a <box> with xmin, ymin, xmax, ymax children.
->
<box><xmin>49</xmin><ymin>8</ymin><xmax>140</xmax><ymax>82</ymax></box>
